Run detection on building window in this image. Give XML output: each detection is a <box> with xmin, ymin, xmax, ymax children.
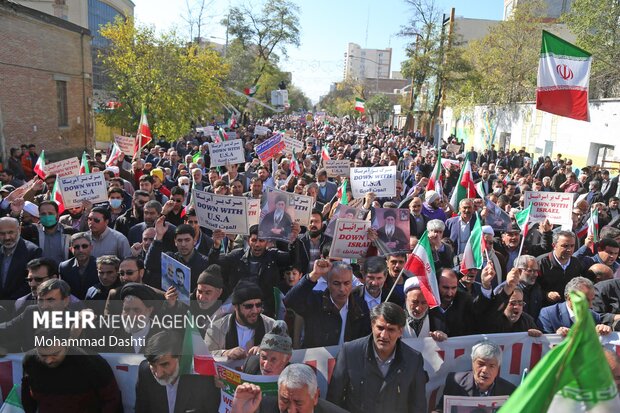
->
<box><xmin>56</xmin><ymin>80</ymin><xmax>68</xmax><ymax>127</ymax></box>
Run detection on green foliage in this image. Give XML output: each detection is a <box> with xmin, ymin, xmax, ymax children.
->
<box><xmin>365</xmin><ymin>94</ymin><xmax>393</xmax><ymax>124</ymax></box>
<box><xmin>318</xmin><ymin>80</ymin><xmax>366</xmax><ymax>117</ymax></box>
<box><xmin>447</xmin><ymin>0</ymin><xmax>544</xmax><ymax>107</ymax></box>
<box><xmin>98</xmin><ymin>17</ymin><xmax>228</xmax><ymax>140</ymax></box>
<box><xmin>563</xmin><ymin>0</ymin><xmax>620</xmax><ymax>98</ymax></box>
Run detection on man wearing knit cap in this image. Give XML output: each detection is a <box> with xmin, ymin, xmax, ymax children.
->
<box><xmin>242</xmin><ymin>320</ymin><xmax>292</xmax><ymax>375</ymax></box>
<box><xmin>204</xmin><ymin>280</ymin><xmax>275</xmax><ymax>359</ymax></box>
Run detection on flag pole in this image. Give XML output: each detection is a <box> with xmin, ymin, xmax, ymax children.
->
<box><xmin>517</xmin><ymin>231</ymin><xmax>527</xmax><ymax>257</ymax></box>
<box><xmin>385</xmin><ymin>268</ymin><xmax>404</xmax><ymax>303</ymax></box>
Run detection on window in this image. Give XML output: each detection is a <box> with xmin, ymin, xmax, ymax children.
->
<box><xmin>56</xmin><ymin>80</ymin><xmax>68</xmax><ymax>127</ymax></box>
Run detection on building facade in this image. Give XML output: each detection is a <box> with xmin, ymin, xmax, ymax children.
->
<box><xmin>344</xmin><ymin>43</ymin><xmax>392</xmax><ymax>83</ymax></box>
<box><xmin>0</xmin><ymin>0</ymin><xmax>94</xmax><ymax>160</ymax></box>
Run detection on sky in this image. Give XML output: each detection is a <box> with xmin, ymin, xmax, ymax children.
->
<box><xmin>131</xmin><ymin>0</ymin><xmax>504</xmax><ymax>103</ymax></box>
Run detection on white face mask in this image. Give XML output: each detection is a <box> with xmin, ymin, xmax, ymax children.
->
<box><xmin>318</xmin><ymin>181</ymin><xmax>326</xmax><ymax>188</ymax></box>
<box><xmin>180</xmin><ymin>184</ymin><xmax>190</xmax><ymax>193</ymax></box>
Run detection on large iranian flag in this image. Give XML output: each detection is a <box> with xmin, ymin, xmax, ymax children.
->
<box><xmin>499</xmin><ymin>291</ymin><xmax>620</xmax><ymax>412</ymax></box>
<box><xmin>402</xmin><ymin>231</ymin><xmax>440</xmax><ymax>307</ymax></box>
<box><xmin>460</xmin><ymin>215</ymin><xmax>484</xmax><ymax>272</ymax></box>
<box><xmin>426</xmin><ymin>149</ymin><xmax>443</xmax><ymax>197</ymax></box>
<box><xmin>179</xmin><ymin>311</ymin><xmax>216</xmax><ymax>376</ymax></box>
<box><xmin>449</xmin><ymin>156</ymin><xmax>476</xmax><ymax>211</ymax></box>
<box><xmin>536</xmin><ymin>30</ymin><xmax>592</xmax><ymax>122</ymax></box>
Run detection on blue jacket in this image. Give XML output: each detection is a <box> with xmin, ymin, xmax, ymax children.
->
<box><xmin>536</xmin><ymin>301</ymin><xmax>601</xmax><ymax>333</ymax></box>
<box><xmin>444</xmin><ymin>214</ymin><xmax>477</xmax><ymax>254</ymax></box>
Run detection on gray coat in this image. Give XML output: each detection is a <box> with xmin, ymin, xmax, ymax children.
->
<box><xmin>327</xmin><ymin>334</ymin><xmax>427</xmax><ymax>413</ymax></box>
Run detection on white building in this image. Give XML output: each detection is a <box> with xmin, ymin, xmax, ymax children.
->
<box><xmin>344</xmin><ymin>43</ymin><xmax>392</xmax><ymax>81</ymax></box>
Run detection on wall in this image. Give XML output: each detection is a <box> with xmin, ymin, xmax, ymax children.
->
<box><xmin>443</xmin><ymin>99</ymin><xmax>620</xmax><ymax>168</ymax></box>
<box><xmin>0</xmin><ymin>2</ymin><xmax>94</xmax><ymax>160</ymax></box>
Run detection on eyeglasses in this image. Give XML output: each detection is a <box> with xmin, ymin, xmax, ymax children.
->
<box><xmin>72</xmin><ymin>244</ymin><xmax>90</xmax><ymax>250</ymax></box>
<box><xmin>26</xmin><ymin>276</ymin><xmax>49</xmax><ymax>283</ymax></box>
<box><xmin>118</xmin><ymin>270</ymin><xmax>137</xmax><ymax>276</ymax></box>
<box><xmin>508</xmin><ymin>300</ymin><xmax>525</xmax><ymax>307</ymax></box>
<box><xmin>242</xmin><ymin>302</ymin><xmax>263</xmax><ymax>310</ymax></box>
<box><xmin>87</xmin><ymin>217</ymin><xmax>102</xmax><ymax>223</ymax></box>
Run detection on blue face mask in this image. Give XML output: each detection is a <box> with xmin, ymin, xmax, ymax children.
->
<box><xmin>40</xmin><ymin>215</ymin><xmax>57</xmax><ymax>228</ymax></box>
<box><xmin>109</xmin><ymin>199</ymin><xmax>123</xmax><ymax>209</ymax></box>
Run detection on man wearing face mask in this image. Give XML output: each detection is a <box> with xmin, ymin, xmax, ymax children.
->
<box><xmin>178</xmin><ymin>176</ymin><xmax>191</xmax><ymax>203</ymax></box>
<box><xmin>19</xmin><ymin>200</ymin><xmax>77</xmax><ymax>265</ymax></box>
<box><xmin>105</xmin><ymin>187</ymin><xmax>126</xmax><ymax>228</ymax></box>
<box><xmin>315</xmin><ymin>169</ymin><xmax>337</xmax><ymax>205</ymax></box>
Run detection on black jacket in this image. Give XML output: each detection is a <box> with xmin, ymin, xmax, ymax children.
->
<box><xmin>145</xmin><ymin>239</ymin><xmax>211</xmax><ymax>292</ymax></box>
<box><xmin>135</xmin><ymin>359</ymin><xmax>219</xmax><ymax>413</ymax></box>
<box><xmin>291</xmin><ymin>232</ymin><xmax>330</xmax><ymax>275</ymax></box>
<box><xmin>284</xmin><ymin>275</ymin><xmax>371</xmax><ymax>348</ymax></box>
<box><xmin>536</xmin><ymin>253</ymin><xmax>584</xmax><ymax>305</ymax></box>
<box><xmin>327</xmin><ymin>335</ymin><xmax>427</xmax><ymax>413</ymax></box>
<box><xmin>59</xmin><ymin>257</ymin><xmax>99</xmax><ymax>300</ymax></box>
<box><xmin>0</xmin><ymin>238</ymin><xmax>42</xmax><ymax>300</ymax></box>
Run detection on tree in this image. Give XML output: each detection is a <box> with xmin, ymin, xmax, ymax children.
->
<box><xmin>224</xmin><ymin>0</ymin><xmax>300</xmax><ymax>86</ymax></box>
<box><xmin>182</xmin><ymin>0</ymin><xmax>214</xmax><ymax>42</ymax></box>
<box><xmin>447</xmin><ymin>0</ymin><xmax>545</xmax><ymax>108</ymax></box>
<box><xmin>99</xmin><ymin>17</ymin><xmax>228</xmax><ymax>140</ymax></box>
<box><xmin>365</xmin><ymin>94</ymin><xmax>393</xmax><ymax>124</ymax></box>
<box><xmin>318</xmin><ymin>79</ymin><xmax>366</xmax><ymax>117</ymax></box>
<box><xmin>563</xmin><ymin>0</ymin><xmax>620</xmax><ymax>98</ymax></box>
<box><xmin>400</xmin><ymin>0</ymin><xmax>446</xmax><ymax>133</ymax></box>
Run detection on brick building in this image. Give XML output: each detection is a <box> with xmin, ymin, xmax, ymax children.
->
<box><xmin>0</xmin><ymin>0</ymin><xmax>94</xmax><ymax>162</ymax></box>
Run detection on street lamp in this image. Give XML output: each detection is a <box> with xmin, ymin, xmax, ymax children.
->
<box><xmin>345</xmin><ymin>53</ymin><xmax>381</xmax><ymax>94</ymax></box>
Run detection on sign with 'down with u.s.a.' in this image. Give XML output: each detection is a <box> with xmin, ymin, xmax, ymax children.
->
<box><xmin>58</xmin><ymin>172</ymin><xmax>108</xmax><ymax>208</ymax></box>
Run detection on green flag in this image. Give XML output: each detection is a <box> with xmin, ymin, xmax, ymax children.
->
<box><xmin>192</xmin><ymin>152</ymin><xmax>201</xmax><ymax>164</ymax></box>
<box><xmin>499</xmin><ymin>291</ymin><xmax>620</xmax><ymax>412</ymax></box>
<box><xmin>339</xmin><ymin>179</ymin><xmax>348</xmax><ymax>205</ymax></box>
<box><xmin>0</xmin><ymin>384</ymin><xmax>25</xmax><ymax>413</ymax></box>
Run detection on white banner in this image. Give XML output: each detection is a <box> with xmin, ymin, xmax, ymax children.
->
<box><xmin>208</xmin><ymin>139</ymin><xmax>246</xmax><ymax>167</ymax></box>
<box><xmin>324</xmin><ymin>159</ymin><xmax>350</xmax><ymax>178</ymax></box>
<box><xmin>254</xmin><ymin>125</ymin><xmax>270</xmax><ymax>136</ymax></box>
<box><xmin>114</xmin><ymin>135</ymin><xmax>136</xmax><ymax>156</ymax></box>
<box><xmin>523</xmin><ymin>191</ymin><xmax>574</xmax><ymax>225</ymax></box>
<box><xmin>58</xmin><ymin>172</ymin><xmax>107</xmax><ymax>208</ymax></box>
<box><xmin>350</xmin><ymin>166</ymin><xmax>397</xmax><ymax>198</ymax></box>
<box><xmin>12</xmin><ymin>332</ymin><xmax>620</xmax><ymax>411</ymax></box>
<box><xmin>45</xmin><ymin>157</ymin><xmax>80</xmax><ymax>178</ymax></box>
<box><xmin>193</xmin><ymin>190</ymin><xmax>249</xmax><ymax>235</ymax></box>
<box><xmin>283</xmin><ymin>136</ymin><xmax>304</xmax><ymax>155</ymax></box>
<box><xmin>329</xmin><ymin>218</ymin><xmax>371</xmax><ymax>258</ymax></box>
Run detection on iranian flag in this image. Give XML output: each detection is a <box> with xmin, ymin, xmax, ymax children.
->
<box><xmin>515</xmin><ymin>204</ymin><xmax>532</xmax><ymax>239</ymax></box>
<box><xmin>134</xmin><ymin>104</ymin><xmax>152</xmax><ymax>157</ymax></box>
<box><xmin>354</xmin><ymin>98</ymin><xmax>365</xmax><ymax>113</ymax></box>
<box><xmin>0</xmin><ymin>384</ymin><xmax>24</xmax><ymax>413</ymax></box>
<box><xmin>449</xmin><ymin>156</ymin><xmax>476</xmax><ymax>210</ymax></box>
<box><xmin>426</xmin><ymin>150</ymin><xmax>443</xmax><ymax>197</ymax></box>
<box><xmin>498</xmin><ymin>291</ymin><xmax>620</xmax><ymax>413</ymax></box>
<box><xmin>290</xmin><ymin>152</ymin><xmax>301</xmax><ymax>177</ymax></box>
<box><xmin>33</xmin><ymin>150</ymin><xmax>46</xmax><ymax>179</ymax></box>
<box><xmin>227</xmin><ymin>116</ymin><xmax>237</xmax><ymax>129</ymax></box>
<box><xmin>577</xmin><ymin>208</ymin><xmax>600</xmax><ymax>253</ymax></box>
<box><xmin>106</xmin><ymin>143</ymin><xmax>122</xmax><ymax>167</ymax></box>
<box><xmin>244</xmin><ymin>85</ymin><xmax>258</xmax><ymax>97</ymax></box>
<box><xmin>402</xmin><ymin>231</ymin><xmax>440</xmax><ymax>308</ymax></box>
<box><xmin>179</xmin><ymin>311</ymin><xmax>216</xmax><ymax>376</ymax></box>
<box><xmin>214</xmin><ymin>129</ymin><xmax>228</xmax><ymax>143</ymax></box>
<box><xmin>336</xmin><ymin>179</ymin><xmax>348</xmax><ymax>205</ymax></box>
<box><xmin>536</xmin><ymin>30</ymin><xmax>592</xmax><ymax>122</ymax></box>
<box><xmin>321</xmin><ymin>145</ymin><xmax>331</xmax><ymax>161</ymax></box>
<box><xmin>79</xmin><ymin>151</ymin><xmax>90</xmax><ymax>175</ymax></box>
<box><xmin>51</xmin><ymin>179</ymin><xmax>65</xmax><ymax>214</ymax></box>
<box><xmin>460</xmin><ymin>215</ymin><xmax>484</xmax><ymax>272</ymax></box>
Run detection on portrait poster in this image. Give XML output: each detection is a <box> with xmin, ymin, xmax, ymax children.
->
<box><xmin>258</xmin><ymin>189</ymin><xmax>296</xmax><ymax>242</ymax></box>
<box><xmin>161</xmin><ymin>253</ymin><xmax>191</xmax><ymax>306</ymax></box>
<box><xmin>324</xmin><ymin>204</ymin><xmax>368</xmax><ymax>238</ymax></box>
<box><xmin>443</xmin><ymin>395</ymin><xmax>508</xmax><ymax>413</ymax></box>
<box><xmin>371</xmin><ymin>208</ymin><xmax>411</xmax><ymax>255</ymax></box>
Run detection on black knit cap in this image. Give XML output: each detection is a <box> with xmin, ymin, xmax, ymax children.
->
<box><xmin>231</xmin><ymin>280</ymin><xmax>263</xmax><ymax>305</ymax></box>
<box><xmin>197</xmin><ymin>264</ymin><xmax>224</xmax><ymax>289</ymax></box>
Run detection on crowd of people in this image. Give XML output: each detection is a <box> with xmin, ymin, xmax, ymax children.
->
<box><xmin>1</xmin><ymin>117</ymin><xmax>620</xmax><ymax>412</ymax></box>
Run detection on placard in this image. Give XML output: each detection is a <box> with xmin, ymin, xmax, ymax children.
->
<box><xmin>193</xmin><ymin>190</ymin><xmax>249</xmax><ymax>235</ymax></box>
<box><xmin>444</xmin><ymin>395</ymin><xmax>508</xmax><ymax>412</ymax></box>
<box><xmin>324</xmin><ymin>159</ymin><xmax>350</xmax><ymax>177</ymax></box>
<box><xmin>523</xmin><ymin>191</ymin><xmax>574</xmax><ymax>225</ymax></box>
<box><xmin>58</xmin><ymin>172</ymin><xmax>107</xmax><ymax>208</ymax></box>
<box><xmin>208</xmin><ymin>139</ymin><xmax>245</xmax><ymax>167</ymax></box>
<box><xmin>216</xmin><ymin>363</ymin><xmax>278</xmax><ymax>413</ymax></box>
<box><xmin>371</xmin><ymin>208</ymin><xmax>410</xmax><ymax>255</ymax></box>
<box><xmin>247</xmin><ymin>198</ymin><xmax>261</xmax><ymax>228</ymax></box>
<box><xmin>161</xmin><ymin>253</ymin><xmax>191</xmax><ymax>305</ymax></box>
<box><xmin>227</xmin><ymin>131</ymin><xmax>237</xmax><ymax>140</ymax></box>
<box><xmin>324</xmin><ymin>204</ymin><xmax>367</xmax><ymax>238</ymax></box>
<box><xmin>255</xmin><ymin>134</ymin><xmax>285</xmax><ymax>162</ymax></box>
<box><xmin>282</xmin><ymin>136</ymin><xmax>304</xmax><ymax>154</ymax></box>
<box><xmin>329</xmin><ymin>219</ymin><xmax>372</xmax><ymax>258</ymax></box>
<box><xmin>45</xmin><ymin>157</ymin><xmax>80</xmax><ymax>178</ymax></box>
<box><xmin>349</xmin><ymin>166</ymin><xmax>397</xmax><ymax>198</ymax></box>
<box><xmin>254</xmin><ymin>125</ymin><xmax>270</xmax><ymax>136</ymax></box>
<box><xmin>114</xmin><ymin>135</ymin><xmax>135</xmax><ymax>156</ymax></box>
